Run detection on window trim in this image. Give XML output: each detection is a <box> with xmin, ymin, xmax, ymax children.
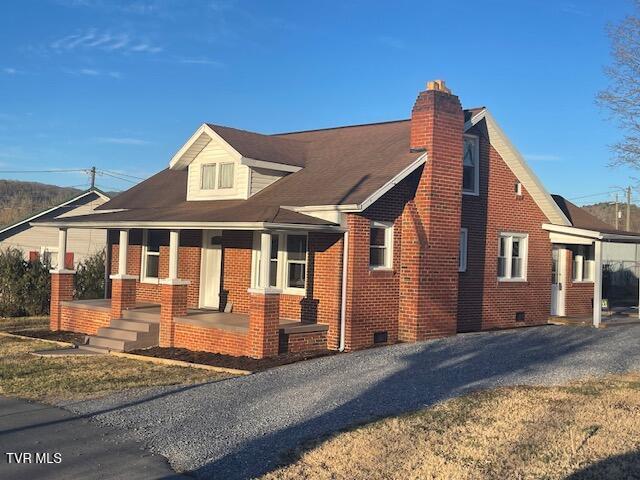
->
<box><xmin>459</xmin><ymin>228</ymin><xmax>468</xmax><ymax>272</ymax></box>
<box><xmin>497</xmin><ymin>232</ymin><xmax>528</xmax><ymax>282</ymax></box>
<box><xmin>462</xmin><ymin>134</ymin><xmax>480</xmax><ymax>196</ymax></box>
<box><xmin>369</xmin><ymin>220</ymin><xmax>394</xmax><ymax>271</ymax></box>
<box><xmin>140</xmin><ymin>229</ymin><xmax>161</xmax><ymax>284</ymax></box>
<box><xmin>40</xmin><ymin>246</ymin><xmax>59</xmax><ymax>269</ymax></box>
<box><xmin>251</xmin><ymin>231</ymin><xmax>308</xmax><ymax>296</ymax></box>
<box><xmin>200</xmin><ymin>163</ymin><xmax>217</xmax><ymax>190</ymax></box>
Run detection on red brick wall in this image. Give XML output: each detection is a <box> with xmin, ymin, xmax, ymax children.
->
<box><xmin>343</xmin><ymin>178</ymin><xmax>413</xmax><ymax>350</ymax></box>
<box><xmin>50</xmin><ymin>273</ymin><xmax>74</xmax><ymax>331</ymax></box>
<box><xmin>281</xmin><ymin>331</ymin><xmax>328</xmax><ymax>354</ymax></box>
<box><xmin>564</xmin><ymin>249</ymin><xmax>593</xmax><ymax>317</ymax></box>
<box><xmin>159</xmin><ymin>283</ymin><xmax>188</xmax><ymax>347</ymax></box>
<box><xmin>173</xmin><ymin>321</ymin><xmax>249</xmax><ymax>356</ymax></box>
<box><xmin>399</xmin><ymin>88</ymin><xmax>464</xmax><ymax>341</ymax></box>
<box><xmin>60</xmin><ymin>304</ymin><xmax>111</xmax><ymax>335</ymax></box>
<box><xmin>220</xmin><ymin>230</ymin><xmax>253</xmax><ymax>313</ymax></box>
<box><xmin>457</xmin><ymin>120</ymin><xmax>552</xmax><ymax>331</ymax></box>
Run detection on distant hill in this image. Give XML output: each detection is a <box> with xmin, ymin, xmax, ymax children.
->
<box><xmin>582</xmin><ymin>201</ymin><xmax>640</xmax><ymax>233</ymax></box>
<box><xmin>0</xmin><ymin>180</ymin><xmax>119</xmax><ymax>229</ymax></box>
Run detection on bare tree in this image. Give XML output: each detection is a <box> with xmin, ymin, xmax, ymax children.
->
<box><xmin>598</xmin><ymin>1</ymin><xmax>640</xmax><ymax>168</ymax></box>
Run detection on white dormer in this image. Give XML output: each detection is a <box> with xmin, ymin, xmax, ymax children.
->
<box><xmin>170</xmin><ymin>124</ymin><xmax>302</xmax><ymax>202</ymax></box>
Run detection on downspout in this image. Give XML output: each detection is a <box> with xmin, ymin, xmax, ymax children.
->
<box><xmin>339</xmin><ymin>230</ymin><xmax>349</xmax><ymax>352</ymax></box>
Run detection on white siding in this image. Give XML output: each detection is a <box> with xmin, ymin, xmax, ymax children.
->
<box><xmin>0</xmin><ymin>196</ymin><xmax>108</xmax><ymax>267</ymax></box>
<box><xmin>187</xmin><ymin>142</ymin><xmax>249</xmax><ymax>201</ymax></box>
<box><xmin>250</xmin><ymin>167</ymin><xmax>286</xmax><ymax>196</ymax></box>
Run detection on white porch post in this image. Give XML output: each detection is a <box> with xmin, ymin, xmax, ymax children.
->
<box><xmin>259</xmin><ymin>231</ymin><xmax>271</xmax><ymax>288</ymax></box>
<box><xmin>57</xmin><ymin>228</ymin><xmax>67</xmax><ymax>270</ymax></box>
<box><xmin>118</xmin><ymin>229</ymin><xmax>129</xmax><ymax>276</ymax></box>
<box><xmin>168</xmin><ymin>229</ymin><xmax>180</xmax><ymax>280</ymax></box>
<box><xmin>593</xmin><ymin>240</ymin><xmax>603</xmax><ymax>328</ymax></box>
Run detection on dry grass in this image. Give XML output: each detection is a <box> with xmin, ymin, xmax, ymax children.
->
<box><xmin>263</xmin><ymin>375</ymin><xmax>640</xmax><ymax>480</ymax></box>
<box><xmin>0</xmin><ymin>316</ymin><xmax>49</xmax><ymax>332</ymax></box>
<box><xmin>0</xmin><ymin>336</ymin><xmax>232</xmax><ymax>403</ymax></box>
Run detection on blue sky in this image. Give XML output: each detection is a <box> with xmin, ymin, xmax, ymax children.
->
<box><xmin>0</xmin><ymin>0</ymin><xmax>637</xmax><ymax>204</ymax></box>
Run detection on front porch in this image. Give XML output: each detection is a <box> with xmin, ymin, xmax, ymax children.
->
<box><xmin>49</xmin><ymin>225</ymin><xmax>342</xmax><ymax>358</ymax></box>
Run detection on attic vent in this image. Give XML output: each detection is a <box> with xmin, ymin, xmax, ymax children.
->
<box><xmin>515</xmin><ymin>182</ymin><xmax>523</xmax><ymax>196</ymax></box>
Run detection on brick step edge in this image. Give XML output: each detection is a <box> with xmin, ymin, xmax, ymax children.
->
<box><xmin>109</xmin><ymin>351</ymin><xmax>253</xmax><ymax>376</ymax></box>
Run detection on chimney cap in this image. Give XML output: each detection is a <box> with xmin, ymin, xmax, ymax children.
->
<box><xmin>426</xmin><ymin>79</ymin><xmax>451</xmax><ymax>94</ymax></box>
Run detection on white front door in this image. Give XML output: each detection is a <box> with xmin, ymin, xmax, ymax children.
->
<box><xmin>200</xmin><ymin>230</ymin><xmax>223</xmax><ymax>309</ymax></box>
<box><xmin>551</xmin><ymin>246</ymin><xmax>566</xmax><ymax>316</ymax></box>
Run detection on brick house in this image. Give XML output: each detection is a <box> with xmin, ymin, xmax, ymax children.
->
<box><xmin>38</xmin><ymin>80</ymin><xmax>640</xmax><ymax>358</ymax></box>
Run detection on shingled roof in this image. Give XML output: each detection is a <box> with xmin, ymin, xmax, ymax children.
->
<box><xmin>551</xmin><ymin>194</ymin><xmax>639</xmax><ymax>235</ymax></box>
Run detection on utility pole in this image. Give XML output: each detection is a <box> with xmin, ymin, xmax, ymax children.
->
<box><xmin>627</xmin><ymin>186</ymin><xmax>632</xmax><ymax>231</ymax></box>
<box><xmin>615</xmin><ymin>192</ymin><xmax>619</xmax><ymax>230</ymax></box>
<box><xmin>90</xmin><ymin>166</ymin><xmax>96</xmax><ymax>189</ymax></box>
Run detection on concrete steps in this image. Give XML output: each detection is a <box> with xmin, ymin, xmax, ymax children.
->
<box><xmin>79</xmin><ymin>317</ymin><xmax>159</xmax><ymax>353</ymax></box>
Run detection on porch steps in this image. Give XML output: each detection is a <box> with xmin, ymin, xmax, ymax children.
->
<box><xmin>79</xmin><ymin>317</ymin><xmax>159</xmax><ymax>353</ymax></box>
<box><xmin>122</xmin><ymin>309</ymin><xmax>161</xmax><ymax>323</ymax></box>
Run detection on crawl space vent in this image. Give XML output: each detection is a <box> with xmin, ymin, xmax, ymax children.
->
<box><xmin>373</xmin><ymin>331</ymin><xmax>388</xmax><ymax>344</ymax></box>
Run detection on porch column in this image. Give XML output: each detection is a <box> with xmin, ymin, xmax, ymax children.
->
<box><xmin>159</xmin><ymin>229</ymin><xmax>190</xmax><ymax>347</ymax></box>
<box><xmin>109</xmin><ymin>229</ymin><xmax>138</xmax><ymax>320</ymax></box>
<box><xmin>245</xmin><ymin>230</ymin><xmax>280</xmax><ymax>358</ymax></box>
<box><xmin>49</xmin><ymin>227</ymin><xmax>75</xmax><ymax>331</ymax></box>
<box><xmin>593</xmin><ymin>240</ymin><xmax>603</xmax><ymax>327</ymax></box>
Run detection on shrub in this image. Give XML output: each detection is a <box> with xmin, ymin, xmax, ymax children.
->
<box><xmin>0</xmin><ymin>247</ymin><xmax>50</xmax><ymax>317</ymax></box>
<box><xmin>75</xmin><ymin>249</ymin><xmax>105</xmax><ymax>300</ymax></box>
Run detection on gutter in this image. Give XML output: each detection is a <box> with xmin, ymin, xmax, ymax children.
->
<box><xmin>339</xmin><ymin>230</ymin><xmax>349</xmax><ymax>352</ymax></box>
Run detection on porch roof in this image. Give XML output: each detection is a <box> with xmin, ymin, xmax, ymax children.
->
<box><xmin>31</xmin><ymin>203</ymin><xmax>340</xmax><ymax>230</ymax></box>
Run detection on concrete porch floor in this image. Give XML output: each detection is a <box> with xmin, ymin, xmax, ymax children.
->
<box><xmin>549</xmin><ymin>306</ymin><xmax>640</xmax><ymax>328</ymax></box>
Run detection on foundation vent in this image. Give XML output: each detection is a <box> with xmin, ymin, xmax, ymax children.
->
<box><xmin>373</xmin><ymin>331</ymin><xmax>388</xmax><ymax>344</ymax></box>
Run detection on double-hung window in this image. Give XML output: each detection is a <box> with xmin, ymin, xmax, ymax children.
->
<box><xmin>142</xmin><ymin>229</ymin><xmax>166</xmax><ymax>283</ymax></box>
<box><xmin>462</xmin><ymin>135</ymin><xmax>479</xmax><ymax>195</ymax></box>
<box><xmin>286</xmin><ymin>235</ymin><xmax>307</xmax><ymax>289</ymax></box>
<box><xmin>369</xmin><ymin>221</ymin><xmax>393</xmax><ymax>269</ymax></box>
<box><xmin>40</xmin><ymin>247</ymin><xmax>59</xmax><ymax>269</ymax></box>
<box><xmin>252</xmin><ymin>232</ymin><xmax>308</xmax><ymax>293</ymax></box>
<box><xmin>497</xmin><ymin>233</ymin><xmax>528</xmax><ymax>281</ymax></box>
<box><xmin>571</xmin><ymin>245</ymin><xmax>595</xmax><ymax>282</ymax></box>
<box><xmin>200</xmin><ymin>162</ymin><xmax>234</xmax><ymax>190</ymax></box>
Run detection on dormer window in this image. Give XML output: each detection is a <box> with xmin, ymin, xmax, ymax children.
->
<box><xmin>201</xmin><ymin>164</ymin><xmax>217</xmax><ymax>190</ymax></box>
<box><xmin>463</xmin><ymin>135</ymin><xmax>479</xmax><ymax>195</ymax></box>
<box><xmin>218</xmin><ymin>163</ymin><xmax>234</xmax><ymax>189</ymax></box>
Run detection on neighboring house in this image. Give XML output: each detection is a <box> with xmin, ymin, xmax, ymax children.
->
<box><xmin>38</xmin><ymin>80</ymin><xmax>640</xmax><ymax>358</ymax></box>
<box><xmin>0</xmin><ymin>188</ymin><xmax>110</xmax><ymax>269</ymax></box>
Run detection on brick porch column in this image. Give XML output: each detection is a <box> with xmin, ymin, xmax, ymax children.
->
<box><xmin>110</xmin><ymin>229</ymin><xmax>138</xmax><ymax>319</ymax></box>
<box><xmin>248</xmin><ymin>288</ymin><xmax>281</xmax><ymax>359</ymax></box>
<box><xmin>50</xmin><ymin>271</ymin><xmax>75</xmax><ymax>331</ymax></box>
<box><xmin>50</xmin><ymin>227</ymin><xmax>75</xmax><ymax>331</ymax></box>
<box><xmin>159</xmin><ymin>230</ymin><xmax>190</xmax><ymax>347</ymax></box>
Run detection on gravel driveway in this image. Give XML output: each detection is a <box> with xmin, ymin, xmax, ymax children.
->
<box><xmin>64</xmin><ymin>324</ymin><xmax>640</xmax><ymax>479</ymax></box>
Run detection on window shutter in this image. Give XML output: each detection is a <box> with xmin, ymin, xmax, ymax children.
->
<box><xmin>65</xmin><ymin>252</ymin><xmax>74</xmax><ymax>270</ymax></box>
<box><xmin>28</xmin><ymin>251</ymin><xmax>39</xmax><ymax>262</ymax></box>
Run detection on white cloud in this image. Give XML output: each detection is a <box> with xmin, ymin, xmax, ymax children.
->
<box><xmin>2</xmin><ymin>67</ymin><xmax>20</xmax><ymax>75</ymax></box>
<box><xmin>179</xmin><ymin>57</ymin><xmax>225</xmax><ymax>67</ymax></box>
<box><xmin>64</xmin><ymin>68</ymin><xmax>123</xmax><ymax>78</ymax></box>
<box><xmin>525</xmin><ymin>153</ymin><xmax>563</xmax><ymax>162</ymax></box>
<box><xmin>95</xmin><ymin>137</ymin><xmax>151</xmax><ymax>145</ymax></box>
<box><xmin>50</xmin><ymin>29</ymin><xmax>162</xmax><ymax>55</ymax></box>
<box><xmin>377</xmin><ymin>36</ymin><xmax>405</xmax><ymax>50</ymax></box>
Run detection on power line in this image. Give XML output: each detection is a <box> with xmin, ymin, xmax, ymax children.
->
<box><xmin>0</xmin><ymin>169</ymin><xmax>88</xmax><ymax>174</ymax></box>
<box><xmin>96</xmin><ymin>170</ymin><xmax>139</xmax><ymax>184</ymax></box>
<box><xmin>99</xmin><ymin>169</ymin><xmax>145</xmax><ymax>181</ymax></box>
<box><xmin>569</xmin><ymin>190</ymin><xmax>626</xmax><ymax>201</ymax></box>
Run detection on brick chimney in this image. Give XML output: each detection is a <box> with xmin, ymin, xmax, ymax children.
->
<box><xmin>399</xmin><ymin>80</ymin><xmax>464</xmax><ymax>341</ymax></box>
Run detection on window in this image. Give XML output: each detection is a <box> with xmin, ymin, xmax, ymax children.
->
<box><xmin>269</xmin><ymin>234</ymin><xmax>279</xmax><ymax>287</ymax></box>
<box><xmin>369</xmin><ymin>221</ymin><xmax>393</xmax><ymax>269</ymax></box>
<box><xmin>497</xmin><ymin>233</ymin><xmax>528</xmax><ymax>280</ymax></box>
<box><xmin>201</xmin><ymin>163</ymin><xmax>217</xmax><ymax>190</ymax></box>
<box><xmin>218</xmin><ymin>163</ymin><xmax>234</xmax><ymax>189</ymax></box>
<box><xmin>141</xmin><ymin>229</ymin><xmax>166</xmax><ymax>282</ymax></box>
<box><xmin>570</xmin><ymin>245</ymin><xmax>595</xmax><ymax>282</ymax></box>
<box><xmin>459</xmin><ymin>228</ymin><xmax>468</xmax><ymax>272</ymax></box>
<box><xmin>40</xmin><ymin>247</ymin><xmax>58</xmax><ymax>269</ymax></box>
<box><xmin>286</xmin><ymin>235</ymin><xmax>307</xmax><ymax>289</ymax></box>
<box><xmin>251</xmin><ymin>232</ymin><xmax>308</xmax><ymax>293</ymax></box>
<box><xmin>463</xmin><ymin>135</ymin><xmax>479</xmax><ymax>195</ymax></box>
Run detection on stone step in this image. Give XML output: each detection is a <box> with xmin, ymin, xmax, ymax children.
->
<box><xmin>110</xmin><ymin>318</ymin><xmax>154</xmax><ymax>332</ymax></box>
<box><xmin>78</xmin><ymin>344</ymin><xmax>110</xmax><ymax>354</ymax></box>
<box><xmin>123</xmin><ymin>309</ymin><xmax>160</xmax><ymax>323</ymax></box>
<box><xmin>88</xmin><ymin>335</ymin><xmax>126</xmax><ymax>351</ymax></box>
<box><xmin>97</xmin><ymin>327</ymin><xmax>139</xmax><ymax>342</ymax></box>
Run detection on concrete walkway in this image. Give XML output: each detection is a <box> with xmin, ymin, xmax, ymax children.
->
<box><xmin>65</xmin><ymin>324</ymin><xmax>640</xmax><ymax>479</ymax></box>
<box><xmin>0</xmin><ymin>397</ymin><xmax>183</xmax><ymax>480</ymax></box>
